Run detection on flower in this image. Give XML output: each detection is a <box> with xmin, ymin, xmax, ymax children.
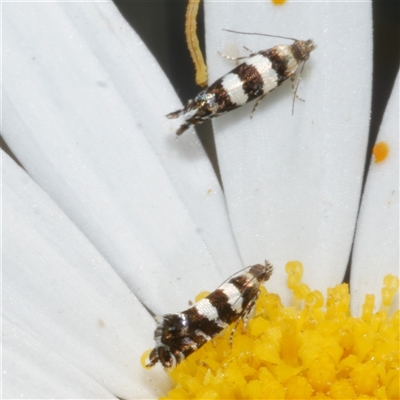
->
<box><xmin>160</xmin><ymin>263</ymin><xmax>399</xmax><ymax>399</ymax></box>
<box><xmin>2</xmin><ymin>1</ymin><xmax>398</xmax><ymax>398</ymax></box>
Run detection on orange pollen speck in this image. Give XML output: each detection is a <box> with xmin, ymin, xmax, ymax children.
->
<box><xmin>272</xmin><ymin>0</ymin><xmax>287</xmax><ymax>5</ymax></box>
<box><xmin>373</xmin><ymin>141</ymin><xmax>389</xmax><ymax>163</ymax></box>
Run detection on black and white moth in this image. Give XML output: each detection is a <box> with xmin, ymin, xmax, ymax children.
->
<box><xmin>146</xmin><ymin>261</ymin><xmax>273</xmax><ymax>369</ymax></box>
<box><xmin>167</xmin><ymin>30</ymin><xmax>316</xmax><ymax>135</ymax></box>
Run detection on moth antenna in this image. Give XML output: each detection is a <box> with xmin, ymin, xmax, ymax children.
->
<box><xmin>190</xmin><ymin>265</ymin><xmax>259</xmax><ymax>310</ymax></box>
<box><xmin>223</xmin><ymin>29</ymin><xmax>297</xmax><ymax>42</ymax></box>
<box><xmin>292</xmin><ymin>60</ymin><xmax>307</xmax><ymax>115</ymax></box>
<box><xmin>198</xmin><ymin>265</ymin><xmax>260</xmax><ymax>311</ymax></box>
<box><xmin>215</xmin><ymin>265</ymin><xmax>257</xmax><ymax>288</ymax></box>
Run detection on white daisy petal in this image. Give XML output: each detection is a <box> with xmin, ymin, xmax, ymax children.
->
<box><xmin>204</xmin><ymin>1</ymin><xmax>372</xmax><ymax>302</ymax></box>
<box><xmin>3</xmin><ymin>152</ymin><xmax>170</xmax><ymax>398</ymax></box>
<box><xmin>351</xmin><ymin>72</ymin><xmax>399</xmax><ymax>315</ymax></box>
<box><xmin>2</xmin><ymin>1</ymin><xmax>243</xmax><ymax>314</ymax></box>
<box><xmin>3</xmin><ymin>319</ymin><xmax>116</xmax><ymax>399</ymax></box>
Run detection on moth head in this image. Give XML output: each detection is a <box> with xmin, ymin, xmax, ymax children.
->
<box><xmin>294</xmin><ymin>39</ymin><xmax>317</xmax><ymax>61</ymax></box>
<box><xmin>248</xmin><ymin>261</ymin><xmax>273</xmax><ymax>283</ymax></box>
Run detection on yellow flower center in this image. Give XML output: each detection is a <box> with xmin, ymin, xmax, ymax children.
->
<box><xmin>158</xmin><ymin>262</ymin><xmax>399</xmax><ymax>399</ymax></box>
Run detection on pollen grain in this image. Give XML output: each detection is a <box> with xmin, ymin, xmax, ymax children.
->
<box><xmin>373</xmin><ymin>141</ymin><xmax>389</xmax><ymax>163</ymax></box>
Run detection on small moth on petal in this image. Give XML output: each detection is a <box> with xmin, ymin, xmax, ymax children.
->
<box><xmin>146</xmin><ymin>261</ymin><xmax>273</xmax><ymax>369</ymax></box>
<box><xmin>167</xmin><ymin>30</ymin><xmax>316</xmax><ymax>135</ymax></box>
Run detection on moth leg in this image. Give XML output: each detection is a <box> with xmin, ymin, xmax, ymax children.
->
<box><xmin>229</xmin><ymin>297</ymin><xmax>258</xmax><ymax>345</ymax></box>
<box><xmin>241</xmin><ymin>305</ymin><xmax>255</xmax><ymax>333</ymax></box>
<box><xmin>229</xmin><ymin>319</ymin><xmax>241</xmax><ymax>345</ymax></box>
<box><xmin>291</xmin><ymin>61</ymin><xmax>308</xmax><ymax>114</ymax></box>
<box><xmin>291</xmin><ymin>75</ymin><xmax>305</xmax><ymax>102</ymax></box>
<box><xmin>242</xmin><ymin>45</ymin><xmax>254</xmax><ymax>54</ymax></box>
<box><xmin>250</xmin><ymin>93</ymin><xmax>268</xmax><ymax>119</ymax></box>
<box><xmin>217</xmin><ymin>51</ymin><xmax>249</xmax><ymax>63</ymax></box>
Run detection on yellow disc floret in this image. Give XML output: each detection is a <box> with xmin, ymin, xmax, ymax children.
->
<box><xmin>158</xmin><ymin>262</ymin><xmax>399</xmax><ymax>399</ymax></box>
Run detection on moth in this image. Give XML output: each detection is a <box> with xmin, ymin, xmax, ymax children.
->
<box><xmin>146</xmin><ymin>261</ymin><xmax>273</xmax><ymax>369</ymax></box>
<box><xmin>167</xmin><ymin>30</ymin><xmax>316</xmax><ymax>135</ymax></box>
